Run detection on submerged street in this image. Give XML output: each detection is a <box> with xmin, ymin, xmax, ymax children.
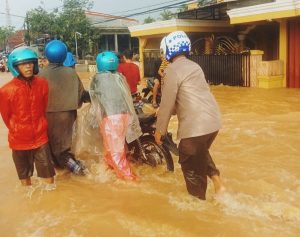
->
<box><xmin>0</xmin><ymin>72</ymin><xmax>299</xmax><ymax>237</ymax></box>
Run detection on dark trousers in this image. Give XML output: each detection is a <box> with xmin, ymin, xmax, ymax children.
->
<box><xmin>46</xmin><ymin>111</ymin><xmax>77</xmax><ymax>168</ymax></box>
<box><xmin>179</xmin><ymin>131</ymin><xmax>220</xmax><ymax>200</ymax></box>
<box><xmin>12</xmin><ymin>144</ymin><xmax>55</xmax><ymax>179</ymax></box>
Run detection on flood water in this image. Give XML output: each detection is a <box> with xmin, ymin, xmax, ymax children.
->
<box><xmin>0</xmin><ymin>71</ymin><xmax>299</xmax><ymax>237</ymax></box>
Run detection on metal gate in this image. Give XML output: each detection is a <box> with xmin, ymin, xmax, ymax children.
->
<box><xmin>143</xmin><ymin>52</ymin><xmax>250</xmax><ymax>87</ymax></box>
<box><xmin>189</xmin><ymin>54</ymin><xmax>250</xmax><ymax>86</ymax></box>
<box><xmin>143</xmin><ymin>51</ymin><xmax>161</xmax><ymax>78</ymax></box>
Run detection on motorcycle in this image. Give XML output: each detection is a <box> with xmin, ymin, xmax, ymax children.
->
<box><xmin>86</xmin><ymin>72</ymin><xmax>177</xmax><ymax>174</ymax></box>
<box><xmin>141</xmin><ymin>77</ymin><xmax>161</xmax><ymax>105</ymax></box>
<box><xmin>0</xmin><ymin>61</ymin><xmax>6</xmax><ymax>72</ymax></box>
<box><xmin>129</xmin><ymin>93</ymin><xmax>178</xmax><ymax>172</ymax></box>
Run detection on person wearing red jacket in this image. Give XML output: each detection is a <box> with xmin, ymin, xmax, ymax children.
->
<box><xmin>117</xmin><ymin>49</ymin><xmax>141</xmax><ymax>94</ymax></box>
<box><xmin>0</xmin><ymin>47</ymin><xmax>55</xmax><ymax>189</ymax></box>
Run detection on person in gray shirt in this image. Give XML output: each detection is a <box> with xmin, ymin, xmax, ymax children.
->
<box><xmin>155</xmin><ymin>31</ymin><xmax>224</xmax><ymax>200</ymax></box>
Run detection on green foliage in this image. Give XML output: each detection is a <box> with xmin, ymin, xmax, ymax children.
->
<box><xmin>177</xmin><ymin>4</ymin><xmax>188</xmax><ymax>13</ymax></box>
<box><xmin>159</xmin><ymin>10</ymin><xmax>175</xmax><ymax>21</ymax></box>
<box><xmin>26</xmin><ymin>7</ymin><xmax>58</xmax><ymax>42</ymax></box>
<box><xmin>25</xmin><ymin>0</ymin><xmax>93</xmax><ymax>58</ymax></box>
<box><xmin>0</xmin><ymin>26</ymin><xmax>15</xmax><ymax>51</ymax></box>
<box><xmin>143</xmin><ymin>16</ymin><xmax>156</xmax><ymax>24</ymax></box>
<box><xmin>57</xmin><ymin>1</ymin><xmax>92</xmax><ymax>53</ymax></box>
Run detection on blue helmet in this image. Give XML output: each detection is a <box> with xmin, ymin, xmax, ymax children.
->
<box><xmin>160</xmin><ymin>31</ymin><xmax>191</xmax><ymax>61</ymax></box>
<box><xmin>7</xmin><ymin>47</ymin><xmax>39</xmax><ymax>77</ymax></box>
<box><xmin>63</xmin><ymin>52</ymin><xmax>76</xmax><ymax>67</ymax></box>
<box><xmin>45</xmin><ymin>40</ymin><xmax>67</xmax><ymax>63</ymax></box>
<box><xmin>96</xmin><ymin>51</ymin><xmax>119</xmax><ymax>72</ymax></box>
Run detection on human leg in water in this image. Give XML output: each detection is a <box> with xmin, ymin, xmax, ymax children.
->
<box><xmin>62</xmin><ymin>150</ymin><xmax>87</xmax><ymax>175</ymax></box>
<box><xmin>205</xmin><ymin>131</ymin><xmax>225</xmax><ymax>194</ymax></box>
<box><xmin>179</xmin><ymin>132</ymin><xmax>224</xmax><ymax>200</ymax></box>
<box><xmin>100</xmin><ymin>114</ymin><xmax>137</xmax><ymax>180</ymax></box>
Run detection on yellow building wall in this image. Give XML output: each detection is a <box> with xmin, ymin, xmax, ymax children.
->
<box><xmin>138</xmin><ymin>37</ymin><xmax>148</xmax><ymax>79</ymax></box>
<box><xmin>131</xmin><ymin>26</ymin><xmax>232</xmax><ymax>37</ymax></box>
<box><xmin>230</xmin><ymin>9</ymin><xmax>299</xmax><ymax>24</ymax></box>
<box><xmin>279</xmin><ymin>19</ymin><xmax>287</xmax><ymax>87</ymax></box>
<box><xmin>187</xmin><ymin>3</ymin><xmax>198</xmax><ymax>10</ymax></box>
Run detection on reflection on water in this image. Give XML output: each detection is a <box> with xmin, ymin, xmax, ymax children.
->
<box><xmin>0</xmin><ymin>73</ymin><xmax>300</xmax><ymax>237</ymax></box>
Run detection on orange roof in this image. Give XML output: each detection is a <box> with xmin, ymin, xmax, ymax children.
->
<box><xmin>7</xmin><ymin>30</ymin><xmax>25</xmax><ymax>49</ymax></box>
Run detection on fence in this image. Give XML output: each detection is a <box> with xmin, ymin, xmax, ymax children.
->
<box><xmin>189</xmin><ymin>54</ymin><xmax>250</xmax><ymax>86</ymax></box>
<box><xmin>143</xmin><ymin>52</ymin><xmax>251</xmax><ymax>87</ymax></box>
<box><xmin>143</xmin><ymin>51</ymin><xmax>161</xmax><ymax>78</ymax></box>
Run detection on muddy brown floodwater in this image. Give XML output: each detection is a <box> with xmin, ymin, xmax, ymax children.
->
<box><xmin>0</xmin><ymin>71</ymin><xmax>299</xmax><ymax>237</ymax></box>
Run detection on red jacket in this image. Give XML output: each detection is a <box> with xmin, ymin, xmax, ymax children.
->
<box><xmin>0</xmin><ymin>76</ymin><xmax>49</xmax><ymax>150</ymax></box>
<box><xmin>117</xmin><ymin>62</ymin><xmax>140</xmax><ymax>93</ymax></box>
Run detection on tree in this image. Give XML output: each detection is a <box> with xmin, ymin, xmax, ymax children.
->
<box><xmin>143</xmin><ymin>16</ymin><xmax>156</xmax><ymax>24</ymax></box>
<box><xmin>26</xmin><ymin>7</ymin><xmax>59</xmax><ymax>44</ymax></box>
<box><xmin>56</xmin><ymin>0</ymin><xmax>93</xmax><ymax>56</ymax></box>
<box><xmin>25</xmin><ymin>0</ymin><xmax>93</xmax><ymax>58</ymax></box>
<box><xmin>177</xmin><ymin>4</ymin><xmax>188</xmax><ymax>13</ymax></box>
<box><xmin>0</xmin><ymin>26</ymin><xmax>15</xmax><ymax>52</ymax></box>
<box><xmin>159</xmin><ymin>10</ymin><xmax>175</xmax><ymax>21</ymax></box>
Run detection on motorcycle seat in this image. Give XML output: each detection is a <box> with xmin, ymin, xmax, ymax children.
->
<box><xmin>138</xmin><ymin>112</ymin><xmax>156</xmax><ymax>124</ymax></box>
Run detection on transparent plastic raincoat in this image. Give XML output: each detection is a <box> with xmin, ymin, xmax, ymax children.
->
<box><xmin>87</xmin><ymin>71</ymin><xmax>142</xmax><ymax>180</ymax></box>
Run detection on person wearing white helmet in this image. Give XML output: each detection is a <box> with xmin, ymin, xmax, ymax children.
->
<box><xmin>155</xmin><ymin>31</ymin><xmax>224</xmax><ymax>200</ymax></box>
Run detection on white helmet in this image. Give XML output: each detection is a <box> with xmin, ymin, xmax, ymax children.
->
<box><xmin>160</xmin><ymin>31</ymin><xmax>191</xmax><ymax>61</ymax></box>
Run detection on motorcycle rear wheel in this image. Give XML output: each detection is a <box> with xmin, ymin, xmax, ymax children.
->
<box><xmin>139</xmin><ymin>135</ymin><xmax>174</xmax><ymax>171</ymax></box>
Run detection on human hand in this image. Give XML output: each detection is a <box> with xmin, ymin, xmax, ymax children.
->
<box><xmin>158</xmin><ymin>70</ymin><xmax>163</xmax><ymax>77</ymax></box>
<box><xmin>155</xmin><ymin>107</ymin><xmax>159</xmax><ymax>116</ymax></box>
<box><xmin>154</xmin><ymin>130</ymin><xmax>163</xmax><ymax>145</ymax></box>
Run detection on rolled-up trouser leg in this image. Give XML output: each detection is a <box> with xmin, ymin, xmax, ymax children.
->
<box><xmin>100</xmin><ymin>114</ymin><xmax>136</xmax><ymax>180</ymax></box>
<box><xmin>207</xmin><ymin>153</ymin><xmax>220</xmax><ymax>178</ymax></box>
<box><xmin>206</xmin><ymin>131</ymin><xmax>220</xmax><ymax>178</ymax></box>
<box><xmin>178</xmin><ymin>131</ymin><xmax>220</xmax><ymax>200</ymax></box>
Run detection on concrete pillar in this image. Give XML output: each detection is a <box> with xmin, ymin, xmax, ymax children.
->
<box><xmin>114</xmin><ymin>34</ymin><xmax>118</xmax><ymax>52</ymax></box>
<box><xmin>105</xmin><ymin>36</ymin><xmax>108</xmax><ymax>51</ymax></box>
<box><xmin>204</xmin><ymin>36</ymin><xmax>213</xmax><ymax>55</ymax></box>
<box><xmin>138</xmin><ymin>37</ymin><xmax>148</xmax><ymax>79</ymax></box>
<box><xmin>238</xmin><ymin>34</ymin><xmax>246</xmax><ymax>52</ymax></box>
<box><xmin>250</xmin><ymin>50</ymin><xmax>264</xmax><ymax>87</ymax></box>
<box><xmin>279</xmin><ymin>19</ymin><xmax>287</xmax><ymax>87</ymax></box>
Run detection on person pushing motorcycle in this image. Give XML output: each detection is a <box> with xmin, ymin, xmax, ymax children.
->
<box><xmin>90</xmin><ymin>51</ymin><xmax>142</xmax><ymax>181</ymax></box>
<box><xmin>155</xmin><ymin>31</ymin><xmax>225</xmax><ymax>200</ymax></box>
